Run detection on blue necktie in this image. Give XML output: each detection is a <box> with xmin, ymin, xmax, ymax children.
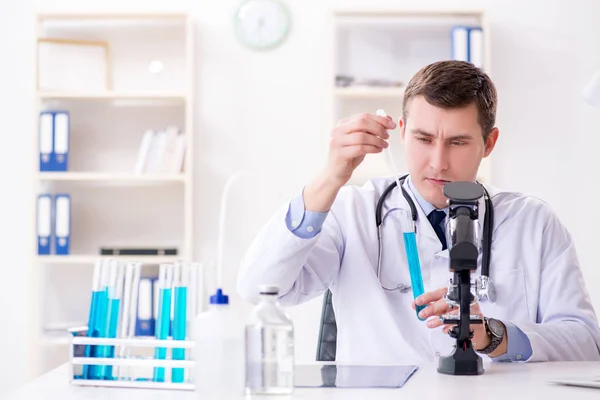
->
<box><xmin>428</xmin><ymin>210</ymin><xmax>447</xmax><ymax>250</ymax></box>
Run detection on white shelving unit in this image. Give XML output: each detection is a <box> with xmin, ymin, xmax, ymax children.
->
<box><xmin>31</xmin><ymin>12</ymin><xmax>195</xmax><ymax>378</ymax></box>
<box><xmin>334</xmin><ymin>86</ymin><xmax>406</xmax><ymax>99</ymax></box>
<box><xmin>37</xmin><ymin>172</ymin><xmax>186</xmax><ymax>183</ymax></box>
<box><xmin>38</xmin><ymin>91</ymin><xmax>187</xmax><ymax>101</ymax></box>
<box><xmin>331</xmin><ymin>8</ymin><xmax>492</xmax><ymax>185</ymax></box>
<box><xmin>34</xmin><ymin>255</ymin><xmax>181</xmax><ymax>265</ymax></box>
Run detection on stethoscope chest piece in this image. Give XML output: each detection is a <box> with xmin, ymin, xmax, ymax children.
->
<box><xmin>476</xmin><ymin>275</ymin><xmax>496</xmax><ymax>303</ymax></box>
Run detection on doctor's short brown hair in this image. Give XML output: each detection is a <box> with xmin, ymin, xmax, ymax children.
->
<box><xmin>402</xmin><ymin>60</ymin><xmax>497</xmax><ymax>140</ymax></box>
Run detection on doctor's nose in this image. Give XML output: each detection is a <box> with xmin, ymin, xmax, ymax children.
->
<box><xmin>428</xmin><ymin>145</ymin><xmax>449</xmax><ymax>173</ymax></box>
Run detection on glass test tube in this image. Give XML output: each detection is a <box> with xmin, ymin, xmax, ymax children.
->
<box><xmin>120</xmin><ymin>262</ymin><xmax>141</xmax><ymax>339</ymax></box>
<box><xmin>82</xmin><ymin>259</ymin><xmax>104</xmax><ymax>380</ymax></box>
<box><xmin>153</xmin><ymin>263</ymin><xmax>174</xmax><ymax>382</ymax></box>
<box><xmin>117</xmin><ymin>261</ymin><xmax>141</xmax><ymax>380</ymax></box>
<box><xmin>172</xmin><ymin>261</ymin><xmax>191</xmax><ymax>383</ymax></box>
<box><xmin>88</xmin><ymin>259</ymin><xmax>112</xmax><ymax>379</ymax></box>
<box><xmin>399</xmin><ymin>210</ymin><xmax>426</xmax><ymax>320</ymax></box>
<box><xmin>104</xmin><ymin>260</ymin><xmax>125</xmax><ymax>380</ymax></box>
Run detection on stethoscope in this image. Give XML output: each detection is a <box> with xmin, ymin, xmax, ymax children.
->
<box><xmin>375</xmin><ymin>174</ymin><xmax>496</xmax><ymax>303</ymax></box>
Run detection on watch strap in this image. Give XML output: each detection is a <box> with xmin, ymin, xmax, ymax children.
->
<box><xmin>478</xmin><ymin>318</ymin><xmax>504</xmax><ymax>355</ymax></box>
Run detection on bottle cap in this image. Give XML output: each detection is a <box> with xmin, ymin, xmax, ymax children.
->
<box><xmin>210</xmin><ymin>288</ymin><xmax>229</xmax><ymax>304</ymax></box>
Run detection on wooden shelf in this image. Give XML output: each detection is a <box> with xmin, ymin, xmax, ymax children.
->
<box><xmin>334</xmin><ymin>86</ymin><xmax>406</xmax><ymax>99</ymax></box>
<box><xmin>34</xmin><ymin>255</ymin><xmax>181</xmax><ymax>265</ymax></box>
<box><xmin>37</xmin><ymin>91</ymin><xmax>187</xmax><ymax>101</ymax></box>
<box><xmin>37</xmin><ymin>172</ymin><xmax>186</xmax><ymax>184</ymax></box>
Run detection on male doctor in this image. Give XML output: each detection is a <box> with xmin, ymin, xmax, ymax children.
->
<box><xmin>238</xmin><ymin>60</ymin><xmax>600</xmax><ymax>364</ymax></box>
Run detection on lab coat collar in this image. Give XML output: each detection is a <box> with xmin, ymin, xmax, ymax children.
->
<box><xmin>406</xmin><ymin>175</ymin><xmax>449</xmax><ymax>217</ymax></box>
<box><xmin>389</xmin><ymin>176</ymin><xmax>488</xmax><ymax>254</ymax></box>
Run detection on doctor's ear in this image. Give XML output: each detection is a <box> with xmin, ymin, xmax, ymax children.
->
<box><xmin>398</xmin><ymin>117</ymin><xmax>406</xmax><ymax>141</ymax></box>
<box><xmin>483</xmin><ymin>128</ymin><xmax>499</xmax><ymax>157</ymax></box>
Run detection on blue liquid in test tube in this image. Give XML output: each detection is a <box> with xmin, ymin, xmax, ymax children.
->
<box><xmin>403</xmin><ymin>232</ymin><xmax>426</xmax><ymax>320</ymax></box>
<box><xmin>105</xmin><ymin>261</ymin><xmax>125</xmax><ymax>380</ymax></box>
<box><xmin>82</xmin><ymin>260</ymin><xmax>103</xmax><ymax>380</ymax></box>
<box><xmin>171</xmin><ymin>285</ymin><xmax>187</xmax><ymax>382</ymax></box>
<box><xmin>171</xmin><ymin>261</ymin><xmax>191</xmax><ymax>383</ymax></box>
<box><xmin>399</xmin><ymin>210</ymin><xmax>427</xmax><ymax>321</ymax></box>
<box><xmin>92</xmin><ymin>260</ymin><xmax>125</xmax><ymax>380</ymax></box>
<box><xmin>88</xmin><ymin>261</ymin><xmax>111</xmax><ymax>380</ymax></box>
<box><xmin>153</xmin><ymin>264</ymin><xmax>174</xmax><ymax>382</ymax></box>
<box><xmin>102</xmin><ymin>298</ymin><xmax>121</xmax><ymax>380</ymax></box>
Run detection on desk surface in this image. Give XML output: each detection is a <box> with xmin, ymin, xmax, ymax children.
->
<box><xmin>3</xmin><ymin>362</ymin><xmax>600</xmax><ymax>400</ymax></box>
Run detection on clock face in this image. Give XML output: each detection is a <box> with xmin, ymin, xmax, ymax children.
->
<box><xmin>234</xmin><ymin>0</ymin><xmax>291</xmax><ymax>50</ymax></box>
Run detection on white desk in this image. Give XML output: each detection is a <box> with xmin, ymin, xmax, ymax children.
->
<box><xmin>3</xmin><ymin>362</ymin><xmax>600</xmax><ymax>400</ymax></box>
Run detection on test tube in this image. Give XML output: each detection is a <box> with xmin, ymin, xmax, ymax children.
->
<box><xmin>82</xmin><ymin>259</ymin><xmax>104</xmax><ymax>380</ymax></box>
<box><xmin>153</xmin><ymin>263</ymin><xmax>174</xmax><ymax>382</ymax></box>
<box><xmin>116</xmin><ymin>261</ymin><xmax>141</xmax><ymax>381</ymax></box>
<box><xmin>88</xmin><ymin>259</ymin><xmax>112</xmax><ymax>379</ymax></box>
<box><xmin>398</xmin><ymin>210</ymin><xmax>426</xmax><ymax>320</ymax></box>
<box><xmin>104</xmin><ymin>260</ymin><xmax>125</xmax><ymax>380</ymax></box>
<box><xmin>172</xmin><ymin>261</ymin><xmax>191</xmax><ymax>383</ymax></box>
<box><xmin>120</xmin><ymin>262</ymin><xmax>141</xmax><ymax>339</ymax></box>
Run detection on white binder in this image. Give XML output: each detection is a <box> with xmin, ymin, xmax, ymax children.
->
<box><xmin>39</xmin><ymin>113</ymin><xmax>54</xmax><ymax>171</ymax></box>
<box><xmin>451</xmin><ymin>26</ymin><xmax>469</xmax><ymax>62</ymax></box>
<box><xmin>54</xmin><ymin>194</ymin><xmax>71</xmax><ymax>255</ymax></box>
<box><xmin>53</xmin><ymin>112</ymin><xmax>70</xmax><ymax>171</ymax></box>
<box><xmin>37</xmin><ymin>194</ymin><xmax>52</xmax><ymax>254</ymax></box>
<box><xmin>469</xmin><ymin>28</ymin><xmax>483</xmax><ymax>68</ymax></box>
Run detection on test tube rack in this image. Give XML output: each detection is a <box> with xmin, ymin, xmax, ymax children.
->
<box><xmin>68</xmin><ymin>336</ymin><xmax>196</xmax><ymax>391</ymax></box>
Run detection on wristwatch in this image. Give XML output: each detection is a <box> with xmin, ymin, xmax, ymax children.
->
<box><xmin>478</xmin><ymin>318</ymin><xmax>505</xmax><ymax>355</ymax></box>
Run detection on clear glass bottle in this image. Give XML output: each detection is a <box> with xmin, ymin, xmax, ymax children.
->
<box><xmin>245</xmin><ymin>285</ymin><xmax>294</xmax><ymax>395</ymax></box>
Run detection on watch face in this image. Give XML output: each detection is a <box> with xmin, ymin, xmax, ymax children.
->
<box><xmin>234</xmin><ymin>0</ymin><xmax>291</xmax><ymax>50</ymax></box>
<box><xmin>488</xmin><ymin>319</ymin><xmax>504</xmax><ymax>337</ymax></box>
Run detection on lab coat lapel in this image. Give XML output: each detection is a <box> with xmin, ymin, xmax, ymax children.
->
<box><xmin>476</xmin><ymin>182</ymin><xmax>490</xmax><ymax>253</ymax></box>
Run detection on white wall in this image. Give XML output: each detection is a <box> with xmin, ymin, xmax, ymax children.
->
<box><xmin>1</xmin><ymin>0</ymin><xmax>600</xmax><ymax>393</ymax></box>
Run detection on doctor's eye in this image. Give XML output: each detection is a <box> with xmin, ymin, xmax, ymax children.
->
<box><xmin>416</xmin><ymin>137</ymin><xmax>431</xmax><ymax>144</ymax></box>
<box><xmin>448</xmin><ymin>138</ymin><xmax>471</xmax><ymax>146</ymax></box>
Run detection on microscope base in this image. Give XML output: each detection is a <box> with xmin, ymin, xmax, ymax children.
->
<box><xmin>437</xmin><ymin>344</ymin><xmax>484</xmax><ymax>376</ymax></box>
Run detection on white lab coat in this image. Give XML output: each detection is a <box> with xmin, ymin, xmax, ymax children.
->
<box><xmin>237</xmin><ymin>177</ymin><xmax>600</xmax><ymax>364</ymax></box>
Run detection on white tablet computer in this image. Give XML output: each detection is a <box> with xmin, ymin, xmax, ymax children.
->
<box><xmin>548</xmin><ymin>376</ymin><xmax>600</xmax><ymax>389</ymax></box>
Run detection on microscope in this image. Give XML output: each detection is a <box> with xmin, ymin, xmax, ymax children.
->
<box><xmin>437</xmin><ymin>181</ymin><xmax>485</xmax><ymax>376</ymax></box>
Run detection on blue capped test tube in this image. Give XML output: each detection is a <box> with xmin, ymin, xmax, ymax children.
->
<box><xmin>153</xmin><ymin>263</ymin><xmax>174</xmax><ymax>382</ymax></box>
<box><xmin>399</xmin><ymin>210</ymin><xmax>427</xmax><ymax>321</ymax></box>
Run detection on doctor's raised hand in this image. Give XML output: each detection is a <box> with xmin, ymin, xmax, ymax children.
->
<box><xmin>302</xmin><ymin>113</ymin><xmax>396</xmax><ymax>213</ymax></box>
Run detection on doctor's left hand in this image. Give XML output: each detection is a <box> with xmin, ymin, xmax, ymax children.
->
<box><xmin>411</xmin><ymin>288</ymin><xmax>491</xmax><ymax>351</ymax></box>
